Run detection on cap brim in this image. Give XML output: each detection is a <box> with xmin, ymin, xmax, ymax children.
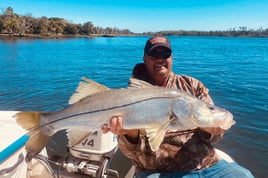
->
<box><xmin>147</xmin><ymin>44</ymin><xmax>172</xmax><ymax>53</ymax></box>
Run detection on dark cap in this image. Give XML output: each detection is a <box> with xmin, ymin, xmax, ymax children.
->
<box><xmin>144</xmin><ymin>36</ymin><xmax>172</xmax><ymax>55</ymax></box>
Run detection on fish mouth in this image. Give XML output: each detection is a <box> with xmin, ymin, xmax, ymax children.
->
<box><xmin>211</xmin><ymin>107</ymin><xmax>234</xmax><ymax>130</ymax></box>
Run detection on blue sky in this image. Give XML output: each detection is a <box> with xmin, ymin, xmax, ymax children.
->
<box><xmin>1</xmin><ymin>0</ymin><xmax>268</xmax><ymax>33</ymax></box>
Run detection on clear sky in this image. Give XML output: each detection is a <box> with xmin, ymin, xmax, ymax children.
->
<box><xmin>1</xmin><ymin>0</ymin><xmax>268</xmax><ymax>33</ymax></box>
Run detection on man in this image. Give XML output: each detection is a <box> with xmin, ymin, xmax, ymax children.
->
<box><xmin>106</xmin><ymin>36</ymin><xmax>254</xmax><ymax>177</ymax></box>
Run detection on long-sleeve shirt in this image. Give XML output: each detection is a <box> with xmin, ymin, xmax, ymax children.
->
<box><xmin>118</xmin><ymin>63</ymin><xmax>225</xmax><ymax>172</ymax></box>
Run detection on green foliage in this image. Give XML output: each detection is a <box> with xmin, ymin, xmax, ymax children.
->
<box><xmin>64</xmin><ymin>24</ymin><xmax>77</xmax><ymax>35</ymax></box>
<box><xmin>82</xmin><ymin>21</ymin><xmax>95</xmax><ymax>35</ymax></box>
<box><xmin>142</xmin><ymin>27</ymin><xmax>268</xmax><ymax>37</ymax></box>
<box><xmin>1</xmin><ymin>7</ymin><xmax>20</xmax><ymax>33</ymax></box>
<box><xmin>0</xmin><ymin>7</ymin><xmax>133</xmax><ymax>36</ymax></box>
<box><xmin>0</xmin><ymin>17</ymin><xmax>3</xmax><ymax>33</ymax></box>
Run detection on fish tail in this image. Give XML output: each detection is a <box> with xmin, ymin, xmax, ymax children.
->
<box><xmin>15</xmin><ymin>112</ymin><xmax>50</xmax><ymax>154</ymax></box>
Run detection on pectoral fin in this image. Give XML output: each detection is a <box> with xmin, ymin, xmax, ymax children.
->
<box><xmin>145</xmin><ymin>128</ymin><xmax>166</xmax><ymax>152</ymax></box>
<box><xmin>145</xmin><ymin>118</ymin><xmax>175</xmax><ymax>151</ymax></box>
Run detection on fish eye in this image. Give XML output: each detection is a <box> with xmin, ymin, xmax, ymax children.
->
<box><xmin>209</xmin><ymin>105</ymin><xmax>215</xmax><ymax>110</ymax></box>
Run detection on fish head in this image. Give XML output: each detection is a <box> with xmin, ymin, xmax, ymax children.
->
<box><xmin>171</xmin><ymin>96</ymin><xmax>235</xmax><ymax>130</ymax></box>
<box><xmin>193</xmin><ymin>101</ymin><xmax>235</xmax><ymax>130</ymax></box>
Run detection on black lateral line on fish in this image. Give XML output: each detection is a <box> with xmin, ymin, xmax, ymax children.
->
<box><xmin>29</xmin><ymin>96</ymin><xmax>177</xmax><ymax>131</ymax></box>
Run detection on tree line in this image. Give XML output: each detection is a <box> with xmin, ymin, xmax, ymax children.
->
<box><xmin>1</xmin><ymin>7</ymin><xmax>268</xmax><ymax>38</ymax></box>
<box><xmin>0</xmin><ymin>7</ymin><xmax>133</xmax><ymax>37</ymax></box>
<box><xmin>144</xmin><ymin>26</ymin><xmax>268</xmax><ymax>37</ymax></box>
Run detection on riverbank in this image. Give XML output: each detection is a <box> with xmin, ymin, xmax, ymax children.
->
<box><xmin>0</xmin><ymin>33</ymin><xmax>85</xmax><ymax>40</ymax></box>
<box><xmin>0</xmin><ymin>33</ymin><xmax>137</xmax><ymax>40</ymax></box>
<box><xmin>1</xmin><ymin>33</ymin><xmax>268</xmax><ymax>41</ymax></box>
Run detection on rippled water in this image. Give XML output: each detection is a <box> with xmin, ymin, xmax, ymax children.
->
<box><xmin>0</xmin><ymin>36</ymin><xmax>267</xmax><ymax>177</ymax></box>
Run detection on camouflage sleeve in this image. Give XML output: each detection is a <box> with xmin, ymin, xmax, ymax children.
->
<box><xmin>117</xmin><ymin>129</ymin><xmax>154</xmax><ymax>165</ymax></box>
<box><xmin>186</xmin><ymin>76</ymin><xmax>214</xmax><ymax>105</ymax></box>
<box><xmin>117</xmin><ymin>135</ymin><xmax>141</xmax><ymax>159</ymax></box>
<box><xmin>173</xmin><ymin>75</ymin><xmax>213</xmax><ymax>105</ymax></box>
<box><xmin>197</xmin><ymin>127</ymin><xmax>225</xmax><ymax>143</ymax></box>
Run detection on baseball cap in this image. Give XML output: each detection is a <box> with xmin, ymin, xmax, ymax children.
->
<box><xmin>144</xmin><ymin>36</ymin><xmax>172</xmax><ymax>55</ymax></box>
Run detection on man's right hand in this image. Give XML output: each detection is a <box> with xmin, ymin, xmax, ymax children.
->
<box><xmin>102</xmin><ymin>116</ymin><xmax>140</xmax><ymax>144</ymax></box>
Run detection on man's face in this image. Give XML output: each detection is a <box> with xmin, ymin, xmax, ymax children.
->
<box><xmin>143</xmin><ymin>47</ymin><xmax>172</xmax><ymax>78</ymax></box>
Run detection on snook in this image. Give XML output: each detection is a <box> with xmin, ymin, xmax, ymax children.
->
<box><xmin>15</xmin><ymin>78</ymin><xmax>234</xmax><ymax>155</ymax></box>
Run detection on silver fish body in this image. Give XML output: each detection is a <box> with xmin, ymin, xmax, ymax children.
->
<box><xmin>41</xmin><ymin>87</ymin><xmax>232</xmax><ymax>136</ymax></box>
<box><xmin>16</xmin><ymin>78</ymin><xmax>234</xmax><ymax>154</ymax></box>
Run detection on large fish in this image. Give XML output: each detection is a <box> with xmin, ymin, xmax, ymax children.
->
<box><xmin>15</xmin><ymin>77</ymin><xmax>235</xmax><ymax>155</ymax></box>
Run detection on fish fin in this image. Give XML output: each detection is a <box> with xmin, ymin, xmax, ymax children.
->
<box><xmin>128</xmin><ymin>78</ymin><xmax>154</xmax><ymax>88</ymax></box>
<box><xmin>69</xmin><ymin>77</ymin><xmax>109</xmax><ymax>104</ymax></box>
<box><xmin>145</xmin><ymin>118</ymin><xmax>175</xmax><ymax>151</ymax></box>
<box><xmin>67</xmin><ymin>128</ymin><xmax>92</xmax><ymax>147</ymax></box>
<box><xmin>15</xmin><ymin>112</ymin><xmax>50</xmax><ymax>154</ymax></box>
<box><xmin>145</xmin><ymin>127</ymin><xmax>166</xmax><ymax>152</ymax></box>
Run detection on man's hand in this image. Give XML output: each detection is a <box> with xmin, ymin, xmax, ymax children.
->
<box><xmin>101</xmin><ymin>116</ymin><xmax>127</xmax><ymax>135</ymax></box>
<box><xmin>101</xmin><ymin>116</ymin><xmax>140</xmax><ymax>144</ymax></box>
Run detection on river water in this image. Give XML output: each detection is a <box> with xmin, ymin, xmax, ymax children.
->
<box><xmin>0</xmin><ymin>36</ymin><xmax>267</xmax><ymax>177</ymax></box>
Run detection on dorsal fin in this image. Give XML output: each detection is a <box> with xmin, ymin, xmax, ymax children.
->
<box><xmin>128</xmin><ymin>78</ymin><xmax>153</xmax><ymax>89</ymax></box>
<box><xmin>69</xmin><ymin>77</ymin><xmax>109</xmax><ymax>104</ymax></box>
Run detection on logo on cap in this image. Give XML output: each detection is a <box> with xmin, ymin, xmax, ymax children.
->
<box><xmin>150</xmin><ymin>37</ymin><xmax>168</xmax><ymax>44</ymax></box>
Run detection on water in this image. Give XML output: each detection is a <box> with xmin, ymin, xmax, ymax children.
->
<box><xmin>0</xmin><ymin>36</ymin><xmax>267</xmax><ymax>177</ymax></box>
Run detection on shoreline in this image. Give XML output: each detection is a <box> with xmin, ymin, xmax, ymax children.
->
<box><xmin>1</xmin><ymin>33</ymin><xmax>268</xmax><ymax>40</ymax></box>
<box><xmin>0</xmin><ymin>33</ymin><xmax>137</xmax><ymax>40</ymax></box>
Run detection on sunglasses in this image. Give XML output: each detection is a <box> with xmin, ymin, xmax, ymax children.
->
<box><xmin>147</xmin><ymin>51</ymin><xmax>172</xmax><ymax>60</ymax></box>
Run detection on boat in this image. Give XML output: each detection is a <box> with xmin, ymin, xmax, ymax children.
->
<box><xmin>0</xmin><ymin>111</ymin><xmax>234</xmax><ymax>178</ymax></box>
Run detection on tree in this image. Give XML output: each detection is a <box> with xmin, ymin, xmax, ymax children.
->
<box><xmin>1</xmin><ymin>7</ymin><xmax>20</xmax><ymax>34</ymax></box>
<box><xmin>32</xmin><ymin>17</ymin><xmax>49</xmax><ymax>35</ymax></box>
<box><xmin>48</xmin><ymin>17</ymin><xmax>67</xmax><ymax>35</ymax></box>
<box><xmin>83</xmin><ymin>21</ymin><xmax>96</xmax><ymax>35</ymax></box>
<box><xmin>19</xmin><ymin>14</ymin><xmax>34</xmax><ymax>35</ymax></box>
<box><xmin>0</xmin><ymin>15</ymin><xmax>4</xmax><ymax>33</ymax></box>
<box><xmin>64</xmin><ymin>23</ymin><xmax>77</xmax><ymax>35</ymax></box>
<box><xmin>5</xmin><ymin>7</ymin><xmax>14</xmax><ymax>16</ymax></box>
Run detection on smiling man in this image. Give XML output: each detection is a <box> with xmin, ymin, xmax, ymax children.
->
<box><xmin>107</xmin><ymin>36</ymin><xmax>254</xmax><ymax>177</ymax></box>
<box><xmin>131</xmin><ymin>36</ymin><xmax>213</xmax><ymax>105</ymax></box>
<box><xmin>142</xmin><ymin>36</ymin><xmax>173</xmax><ymax>86</ymax></box>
